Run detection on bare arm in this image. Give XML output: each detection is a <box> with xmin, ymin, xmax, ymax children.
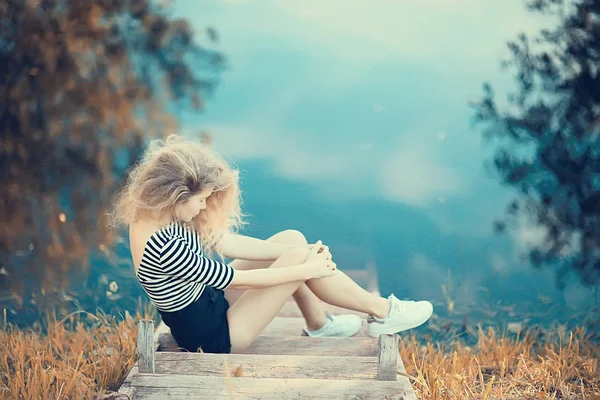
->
<box><xmin>227</xmin><ymin>241</ymin><xmax>336</xmax><ymax>290</ymax></box>
<box><xmin>227</xmin><ymin>263</ymin><xmax>312</xmax><ymax>290</ymax></box>
<box><xmin>155</xmin><ymin>237</ymin><xmax>333</xmax><ymax>291</ymax></box>
<box><xmin>218</xmin><ymin>232</ymin><xmax>300</xmax><ymax>261</ymax></box>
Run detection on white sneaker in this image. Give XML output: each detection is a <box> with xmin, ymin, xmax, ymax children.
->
<box><xmin>303</xmin><ymin>312</ymin><xmax>363</xmax><ymax>338</ymax></box>
<box><xmin>367</xmin><ymin>294</ymin><xmax>433</xmax><ymax>337</ymax></box>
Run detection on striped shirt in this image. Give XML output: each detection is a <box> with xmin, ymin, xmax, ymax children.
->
<box><xmin>136</xmin><ymin>221</ymin><xmax>235</xmax><ymax>312</ymax></box>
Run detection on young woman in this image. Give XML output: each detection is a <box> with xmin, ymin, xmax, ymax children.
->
<box><xmin>111</xmin><ymin>135</ymin><xmax>433</xmax><ymax>354</ymax></box>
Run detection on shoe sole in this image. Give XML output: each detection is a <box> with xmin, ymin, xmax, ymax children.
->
<box><xmin>304</xmin><ymin>318</ymin><xmax>363</xmax><ymax>338</ymax></box>
<box><xmin>367</xmin><ymin>309</ymin><xmax>433</xmax><ymax>337</ymax></box>
<box><xmin>304</xmin><ymin>328</ymin><xmax>362</xmax><ymax>338</ymax></box>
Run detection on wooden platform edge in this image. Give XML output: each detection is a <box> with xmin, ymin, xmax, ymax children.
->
<box><xmin>117</xmin><ymin>321</ymin><xmax>417</xmax><ymax>400</ymax></box>
<box><xmin>117</xmin><ymin>319</ymin><xmax>162</xmax><ymax>398</ymax></box>
<box><xmin>131</xmin><ymin>373</ymin><xmax>418</xmax><ymax>400</ymax></box>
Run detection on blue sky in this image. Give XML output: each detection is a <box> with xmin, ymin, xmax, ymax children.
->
<box><xmin>165</xmin><ymin>1</ymin><xmax>598</xmax><ymax>311</ymax></box>
<box><xmin>172</xmin><ymin>0</ymin><xmax>552</xmax><ymax>237</ymax></box>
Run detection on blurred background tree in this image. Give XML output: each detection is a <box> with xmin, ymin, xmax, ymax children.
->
<box><xmin>474</xmin><ymin>0</ymin><xmax>600</xmax><ymax>286</ymax></box>
<box><xmin>0</xmin><ymin>0</ymin><xmax>224</xmax><ymax>299</ymax></box>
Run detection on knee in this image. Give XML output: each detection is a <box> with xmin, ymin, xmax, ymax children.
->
<box><xmin>269</xmin><ymin>229</ymin><xmax>308</xmax><ymax>246</ymax></box>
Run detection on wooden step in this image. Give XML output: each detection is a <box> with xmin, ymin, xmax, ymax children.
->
<box><xmin>145</xmin><ymin>352</ymin><xmax>381</xmax><ymax>380</ymax></box>
<box><xmin>159</xmin><ymin>335</ymin><xmax>379</xmax><ymax>356</ymax></box>
<box><xmin>131</xmin><ymin>373</ymin><xmax>417</xmax><ymax>400</ymax></box>
<box><xmin>119</xmin><ymin>320</ymin><xmax>417</xmax><ymax>400</ymax></box>
<box><xmin>155</xmin><ymin>317</ymin><xmax>370</xmax><ymax>351</ymax></box>
<box><xmin>244</xmin><ymin>336</ymin><xmax>378</xmax><ymax>356</ymax></box>
<box><xmin>122</xmin><ymin>337</ymin><xmax>382</xmax><ymax>397</ymax></box>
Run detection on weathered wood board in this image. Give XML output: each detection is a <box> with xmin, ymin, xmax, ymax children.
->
<box><xmin>131</xmin><ymin>373</ymin><xmax>417</xmax><ymax>400</ymax></box>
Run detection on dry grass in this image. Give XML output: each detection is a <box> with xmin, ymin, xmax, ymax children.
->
<box><xmin>1</xmin><ymin>310</ymin><xmax>598</xmax><ymax>400</ymax></box>
<box><xmin>0</xmin><ymin>308</ymin><xmax>153</xmax><ymax>400</ymax></box>
<box><xmin>401</xmin><ymin>326</ymin><xmax>600</xmax><ymax>400</ymax></box>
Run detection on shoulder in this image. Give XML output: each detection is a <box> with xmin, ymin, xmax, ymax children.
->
<box><xmin>131</xmin><ymin>220</ymin><xmax>177</xmax><ymax>245</ymax></box>
<box><xmin>130</xmin><ymin>220</ymin><xmax>178</xmax><ymax>267</ymax></box>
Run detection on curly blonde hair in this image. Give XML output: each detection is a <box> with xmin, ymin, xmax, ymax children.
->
<box><xmin>110</xmin><ymin>134</ymin><xmax>244</xmax><ymax>252</ymax></box>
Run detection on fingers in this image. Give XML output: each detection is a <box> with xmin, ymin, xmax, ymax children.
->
<box><xmin>312</xmin><ymin>242</ymin><xmax>328</xmax><ymax>253</ymax></box>
<box><xmin>308</xmin><ymin>241</ymin><xmax>335</xmax><ymax>269</ymax></box>
<box><xmin>310</xmin><ymin>242</ymin><xmax>330</xmax><ymax>257</ymax></box>
<box><xmin>318</xmin><ymin>245</ymin><xmax>331</xmax><ymax>259</ymax></box>
<box><xmin>327</xmin><ymin>261</ymin><xmax>337</xmax><ymax>276</ymax></box>
<box><xmin>309</xmin><ymin>240</ymin><xmax>322</xmax><ymax>256</ymax></box>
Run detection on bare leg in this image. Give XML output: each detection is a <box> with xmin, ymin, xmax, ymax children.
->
<box><xmin>227</xmin><ymin>248</ymin><xmax>308</xmax><ymax>352</ymax></box>
<box><xmin>304</xmin><ymin>270</ymin><xmax>390</xmax><ymax>316</ymax></box>
<box><xmin>224</xmin><ymin>229</ymin><xmax>328</xmax><ymax>330</ymax></box>
<box><xmin>227</xmin><ymin>252</ymin><xmax>391</xmax><ymax>353</ymax></box>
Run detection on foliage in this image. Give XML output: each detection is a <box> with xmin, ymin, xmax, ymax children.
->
<box><xmin>0</xmin><ymin>0</ymin><xmax>224</xmax><ymax>295</ymax></box>
<box><xmin>474</xmin><ymin>0</ymin><xmax>600</xmax><ymax>286</ymax></box>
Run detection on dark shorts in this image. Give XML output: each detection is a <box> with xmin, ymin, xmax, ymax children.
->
<box><xmin>158</xmin><ymin>286</ymin><xmax>232</xmax><ymax>354</ymax></box>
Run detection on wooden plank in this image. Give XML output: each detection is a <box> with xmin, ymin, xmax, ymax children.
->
<box><xmin>377</xmin><ymin>334</ymin><xmax>399</xmax><ymax>381</ymax></box>
<box><xmin>117</xmin><ymin>321</ymin><xmax>157</xmax><ymax>399</ymax></box>
<box><xmin>132</xmin><ymin>373</ymin><xmax>416</xmax><ymax>400</ymax></box>
<box><xmin>396</xmin><ymin>370</ymin><xmax>414</xmax><ymax>400</ymax></box>
<box><xmin>155</xmin><ymin>329</ymin><xmax>379</xmax><ymax>357</ymax></box>
<box><xmin>116</xmin><ymin>365</ymin><xmax>137</xmax><ymax>398</ymax></box>
<box><xmin>154</xmin><ymin>317</ymin><xmax>370</xmax><ymax>352</ymax></box>
<box><xmin>245</xmin><ymin>336</ymin><xmax>378</xmax><ymax>356</ymax></box>
<box><xmin>137</xmin><ymin>320</ymin><xmax>155</xmax><ymax>373</ymax></box>
<box><xmin>117</xmin><ymin>353</ymin><xmax>414</xmax><ymax>399</ymax></box>
<box><xmin>153</xmin><ymin>352</ymin><xmax>378</xmax><ymax>380</ymax></box>
<box><xmin>160</xmin><ymin>335</ymin><xmax>379</xmax><ymax>356</ymax></box>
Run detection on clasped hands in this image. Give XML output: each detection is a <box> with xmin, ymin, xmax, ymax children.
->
<box><xmin>297</xmin><ymin>240</ymin><xmax>337</xmax><ymax>279</ymax></box>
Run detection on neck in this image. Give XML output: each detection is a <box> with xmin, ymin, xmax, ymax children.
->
<box><xmin>151</xmin><ymin>212</ymin><xmax>177</xmax><ymax>227</ymax></box>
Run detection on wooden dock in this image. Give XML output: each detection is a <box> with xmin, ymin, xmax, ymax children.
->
<box><xmin>116</xmin><ymin>271</ymin><xmax>418</xmax><ymax>399</ymax></box>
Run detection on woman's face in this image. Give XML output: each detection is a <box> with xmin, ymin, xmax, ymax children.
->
<box><xmin>177</xmin><ymin>185</ymin><xmax>215</xmax><ymax>222</ymax></box>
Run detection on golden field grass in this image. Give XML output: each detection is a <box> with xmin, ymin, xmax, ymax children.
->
<box><xmin>401</xmin><ymin>327</ymin><xmax>599</xmax><ymax>399</ymax></box>
<box><xmin>0</xmin><ymin>310</ymin><xmax>598</xmax><ymax>400</ymax></box>
<box><xmin>0</xmin><ymin>308</ymin><xmax>153</xmax><ymax>400</ymax></box>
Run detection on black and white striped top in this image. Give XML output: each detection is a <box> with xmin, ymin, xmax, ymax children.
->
<box><xmin>136</xmin><ymin>221</ymin><xmax>235</xmax><ymax>312</ymax></box>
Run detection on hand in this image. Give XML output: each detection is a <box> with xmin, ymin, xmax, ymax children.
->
<box><xmin>307</xmin><ymin>241</ymin><xmax>332</xmax><ymax>260</ymax></box>
<box><xmin>304</xmin><ymin>240</ymin><xmax>336</xmax><ymax>279</ymax></box>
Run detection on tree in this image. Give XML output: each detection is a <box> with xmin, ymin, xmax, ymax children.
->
<box><xmin>473</xmin><ymin>0</ymin><xmax>600</xmax><ymax>286</ymax></box>
<box><xmin>0</xmin><ymin>0</ymin><xmax>224</xmax><ymax>299</ymax></box>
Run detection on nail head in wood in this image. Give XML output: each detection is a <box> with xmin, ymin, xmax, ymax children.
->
<box><xmin>137</xmin><ymin>319</ymin><xmax>155</xmax><ymax>374</ymax></box>
<box><xmin>377</xmin><ymin>333</ymin><xmax>399</xmax><ymax>381</ymax></box>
